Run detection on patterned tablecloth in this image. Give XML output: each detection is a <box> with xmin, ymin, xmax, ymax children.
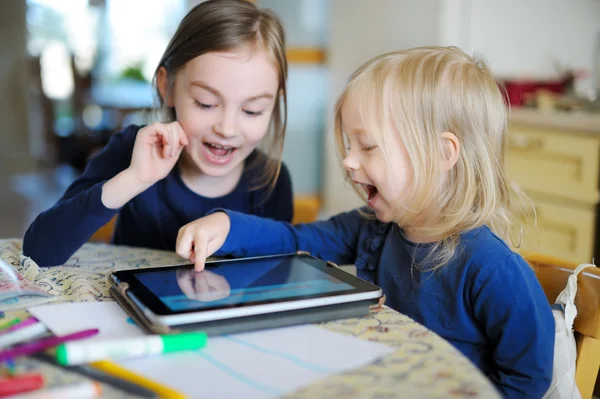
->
<box><xmin>0</xmin><ymin>239</ymin><xmax>500</xmax><ymax>399</ymax></box>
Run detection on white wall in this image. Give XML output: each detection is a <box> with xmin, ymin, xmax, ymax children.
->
<box><xmin>323</xmin><ymin>0</ymin><xmax>443</xmax><ymax>215</ymax></box>
<box><xmin>259</xmin><ymin>0</ymin><xmax>330</xmax><ymax>196</ymax></box>
<box><xmin>442</xmin><ymin>0</ymin><xmax>600</xmax><ymax>93</ymax></box>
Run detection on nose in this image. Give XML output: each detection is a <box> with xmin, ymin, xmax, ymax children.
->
<box><xmin>342</xmin><ymin>151</ymin><xmax>360</xmax><ymax>172</ymax></box>
<box><xmin>214</xmin><ymin>109</ymin><xmax>237</xmax><ymax>138</ymax></box>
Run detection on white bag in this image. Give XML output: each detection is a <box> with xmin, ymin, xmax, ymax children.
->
<box><xmin>542</xmin><ymin>263</ymin><xmax>594</xmax><ymax>399</ymax></box>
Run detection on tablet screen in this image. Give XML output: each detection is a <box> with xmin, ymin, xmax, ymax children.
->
<box><xmin>134</xmin><ymin>256</ymin><xmax>354</xmax><ymax>312</ymax></box>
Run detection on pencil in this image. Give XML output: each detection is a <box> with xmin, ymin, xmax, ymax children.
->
<box><xmin>90</xmin><ymin>360</ymin><xmax>187</xmax><ymax>399</ymax></box>
<box><xmin>33</xmin><ymin>352</ymin><xmax>156</xmax><ymax>398</ymax></box>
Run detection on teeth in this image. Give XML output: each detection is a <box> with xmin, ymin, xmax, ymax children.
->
<box><xmin>206</xmin><ymin>143</ymin><xmax>233</xmax><ymax>150</ymax></box>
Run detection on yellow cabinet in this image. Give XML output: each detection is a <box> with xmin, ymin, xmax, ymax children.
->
<box><xmin>515</xmin><ymin>194</ymin><xmax>596</xmax><ymax>263</ymax></box>
<box><xmin>507</xmin><ymin>127</ymin><xmax>599</xmax><ymax>204</ymax></box>
<box><xmin>507</xmin><ymin>110</ymin><xmax>600</xmax><ymax>264</ymax></box>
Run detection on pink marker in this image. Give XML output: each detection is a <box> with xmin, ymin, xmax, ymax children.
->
<box><xmin>0</xmin><ymin>328</ymin><xmax>99</xmax><ymax>361</ymax></box>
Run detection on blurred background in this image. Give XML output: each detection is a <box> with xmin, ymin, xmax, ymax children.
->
<box><xmin>0</xmin><ymin>0</ymin><xmax>599</xmax><ymax>264</ymax></box>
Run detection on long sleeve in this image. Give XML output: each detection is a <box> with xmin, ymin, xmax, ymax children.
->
<box><xmin>214</xmin><ymin>208</ymin><xmax>365</xmax><ymax>265</ymax></box>
<box><xmin>472</xmin><ymin>253</ymin><xmax>554</xmax><ymax>398</ymax></box>
<box><xmin>22</xmin><ymin>126</ymin><xmax>140</xmax><ymax>267</ymax></box>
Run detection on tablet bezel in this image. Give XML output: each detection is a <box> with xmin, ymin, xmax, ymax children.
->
<box><xmin>110</xmin><ymin>253</ymin><xmax>381</xmax><ymax>324</ymax></box>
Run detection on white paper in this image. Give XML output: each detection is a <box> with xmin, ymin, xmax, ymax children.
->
<box><xmin>28</xmin><ymin>302</ymin><xmax>145</xmax><ymax>342</ymax></box>
<box><xmin>29</xmin><ymin>302</ymin><xmax>394</xmax><ymax>398</ymax></box>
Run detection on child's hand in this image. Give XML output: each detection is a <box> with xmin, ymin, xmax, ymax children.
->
<box><xmin>128</xmin><ymin>122</ymin><xmax>189</xmax><ymax>185</ymax></box>
<box><xmin>176</xmin><ymin>212</ymin><xmax>231</xmax><ymax>271</ymax></box>
<box><xmin>369</xmin><ymin>295</ymin><xmax>386</xmax><ymax>312</ymax></box>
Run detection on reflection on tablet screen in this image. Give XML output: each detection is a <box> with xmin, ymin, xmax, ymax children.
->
<box><xmin>134</xmin><ymin>257</ymin><xmax>354</xmax><ymax>311</ymax></box>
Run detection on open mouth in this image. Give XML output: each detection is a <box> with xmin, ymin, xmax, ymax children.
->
<box><xmin>202</xmin><ymin>141</ymin><xmax>238</xmax><ymax>165</ymax></box>
<box><xmin>203</xmin><ymin>142</ymin><xmax>237</xmax><ymax>157</ymax></box>
<box><xmin>356</xmin><ymin>182</ymin><xmax>379</xmax><ymax>205</ymax></box>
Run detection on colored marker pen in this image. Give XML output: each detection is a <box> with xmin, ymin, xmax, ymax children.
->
<box><xmin>0</xmin><ymin>373</ymin><xmax>45</xmax><ymax>397</ymax></box>
<box><xmin>56</xmin><ymin>332</ymin><xmax>207</xmax><ymax>365</ymax></box>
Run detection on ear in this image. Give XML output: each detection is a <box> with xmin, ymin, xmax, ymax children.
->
<box><xmin>440</xmin><ymin>132</ymin><xmax>460</xmax><ymax>170</ymax></box>
<box><xmin>157</xmin><ymin>66</ymin><xmax>175</xmax><ymax>107</ymax></box>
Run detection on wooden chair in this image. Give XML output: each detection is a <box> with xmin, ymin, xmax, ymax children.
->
<box><xmin>89</xmin><ymin>215</ymin><xmax>117</xmax><ymax>243</ymax></box>
<box><xmin>526</xmin><ymin>253</ymin><xmax>600</xmax><ymax>399</ymax></box>
<box><xmin>291</xmin><ymin>195</ymin><xmax>320</xmax><ymax>224</ymax></box>
<box><xmin>88</xmin><ymin>196</ymin><xmax>322</xmax><ymax>243</ymax></box>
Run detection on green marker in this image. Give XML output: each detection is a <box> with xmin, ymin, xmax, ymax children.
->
<box><xmin>0</xmin><ymin>318</ymin><xmax>21</xmax><ymax>331</ymax></box>
<box><xmin>56</xmin><ymin>332</ymin><xmax>208</xmax><ymax>366</ymax></box>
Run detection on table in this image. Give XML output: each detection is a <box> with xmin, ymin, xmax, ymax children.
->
<box><xmin>0</xmin><ymin>239</ymin><xmax>500</xmax><ymax>399</ymax></box>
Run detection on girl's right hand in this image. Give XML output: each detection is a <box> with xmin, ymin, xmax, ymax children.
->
<box><xmin>128</xmin><ymin>122</ymin><xmax>189</xmax><ymax>185</ymax></box>
<box><xmin>176</xmin><ymin>212</ymin><xmax>232</xmax><ymax>271</ymax></box>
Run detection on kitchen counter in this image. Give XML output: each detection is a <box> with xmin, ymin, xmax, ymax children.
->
<box><xmin>509</xmin><ymin>108</ymin><xmax>600</xmax><ymax>135</ymax></box>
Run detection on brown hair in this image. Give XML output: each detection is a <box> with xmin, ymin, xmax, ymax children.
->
<box><xmin>153</xmin><ymin>0</ymin><xmax>288</xmax><ymax>191</ymax></box>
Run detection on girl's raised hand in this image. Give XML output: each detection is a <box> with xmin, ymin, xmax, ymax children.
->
<box><xmin>176</xmin><ymin>212</ymin><xmax>231</xmax><ymax>271</ymax></box>
<box><xmin>128</xmin><ymin>122</ymin><xmax>189</xmax><ymax>185</ymax></box>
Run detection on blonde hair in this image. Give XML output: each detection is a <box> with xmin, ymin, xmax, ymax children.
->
<box><xmin>152</xmin><ymin>0</ymin><xmax>287</xmax><ymax>192</ymax></box>
<box><xmin>334</xmin><ymin>46</ymin><xmax>526</xmax><ymax>270</ymax></box>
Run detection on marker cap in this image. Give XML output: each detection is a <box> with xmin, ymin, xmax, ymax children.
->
<box><xmin>56</xmin><ymin>344</ymin><xmax>69</xmax><ymax>365</ymax></box>
<box><xmin>162</xmin><ymin>332</ymin><xmax>207</xmax><ymax>353</ymax></box>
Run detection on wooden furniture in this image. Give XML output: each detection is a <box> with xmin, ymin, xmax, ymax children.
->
<box><xmin>527</xmin><ymin>253</ymin><xmax>600</xmax><ymax>399</ymax></box>
<box><xmin>507</xmin><ymin>109</ymin><xmax>600</xmax><ymax>264</ymax></box>
<box><xmin>89</xmin><ymin>215</ymin><xmax>117</xmax><ymax>243</ymax></box>
<box><xmin>291</xmin><ymin>195</ymin><xmax>321</xmax><ymax>224</ymax></box>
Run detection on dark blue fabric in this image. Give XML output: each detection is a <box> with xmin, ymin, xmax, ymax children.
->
<box><xmin>213</xmin><ymin>208</ymin><xmax>554</xmax><ymax>398</ymax></box>
<box><xmin>23</xmin><ymin>125</ymin><xmax>294</xmax><ymax>266</ymax></box>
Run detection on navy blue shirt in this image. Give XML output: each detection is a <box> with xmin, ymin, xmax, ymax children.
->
<box><xmin>23</xmin><ymin>125</ymin><xmax>294</xmax><ymax>267</ymax></box>
<box><xmin>214</xmin><ymin>208</ymin><xmax>554</xmax><ymax>398</ymax></box>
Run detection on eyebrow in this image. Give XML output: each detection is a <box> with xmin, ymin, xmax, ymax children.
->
<box><xmin>190</xmin><ymin>81</ymin><xmax>274</xmax><ymax>102</ymax></box>
<box><xmin>346</xmin><ymin>128</ymin><xmax>366</xmax><ymax>136</ymax></box>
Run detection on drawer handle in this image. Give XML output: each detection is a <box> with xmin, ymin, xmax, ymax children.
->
<box><xmin>508</xmin><ymin>135</ymin><xmax>544</xmax><ymax>150</ymax></box>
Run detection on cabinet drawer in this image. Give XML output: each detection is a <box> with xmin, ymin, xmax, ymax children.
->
<box><xmin>516</xmin><ymin>197</ymin><xmax>595</xmax><ymax>264</ymax></box>
<box><xmin>507</xmin><ymin>126</ymin><xmax>600</xmax><ymax>204</ymax></box>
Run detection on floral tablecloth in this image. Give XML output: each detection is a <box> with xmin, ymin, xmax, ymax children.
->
<box><xmin>0</xmin><ymin>239</ymin><xmax>500</xmax><ymax>399</ymax></box>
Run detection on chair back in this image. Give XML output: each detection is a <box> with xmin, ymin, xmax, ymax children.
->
<box><xmin>527</xmin><ymin>253</ymin><xmax>600</xmax><ymax>399</ymax></box>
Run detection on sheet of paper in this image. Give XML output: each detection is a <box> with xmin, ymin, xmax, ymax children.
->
<box><xmin>29</xmin><ymin>302</ymin><xmax>394</xmax><ymax>398</ymax></box>
<box><xmin>28</xmin><ymin>302</ymin><xmax>145</xmax><ymax>341</ymax></box>
<box><xmin>122</xmin><ymin>326</ymin><xmax>394</xmax><ymax>399</ymax></box>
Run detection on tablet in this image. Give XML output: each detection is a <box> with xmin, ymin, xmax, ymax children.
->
<box><xmin>109</xmin><ymin>253</ymin><xmax>382</xmax><ymax>327</ymax></box>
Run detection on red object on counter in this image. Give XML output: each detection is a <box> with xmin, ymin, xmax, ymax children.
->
<box><xmin>501</xmin><ymin>78</ymin><xmax>567</xmax><ymax>107</ymax></box>
<box><xmin>0</xmin><ymin>373</ymin><xmax>45</xmax><ymax>397</ymax></box>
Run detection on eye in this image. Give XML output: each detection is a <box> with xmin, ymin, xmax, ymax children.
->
<box><xmin>362</xmin><ymin>145</ymin><xmax>378</xmax><ymax>152</ymax></box>
<box><xmin>195</xmin><ymin>101</ymin><xmax>214</xmax><ymax>110</ymax></box>
<box><xmin>243</xmin><ymin>110</ymin><xmax>263</xmax><ymax>117</ymax></box>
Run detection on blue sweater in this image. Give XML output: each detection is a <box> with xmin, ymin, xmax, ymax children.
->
<box><xmin>23</xmin><ymin>125</ymin><xmax>294</xmax><ymax>267</ymax></box>
<box><xmin>214</xmin><ymin>208</ymin><xmax>554</xmax><ymax>398</ymax></box>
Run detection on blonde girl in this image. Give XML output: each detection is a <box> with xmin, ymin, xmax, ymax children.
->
<box><xmin>176</xmin><ymin>46</ymin><xmax>554</xmax><ymax>398</ymax></box>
